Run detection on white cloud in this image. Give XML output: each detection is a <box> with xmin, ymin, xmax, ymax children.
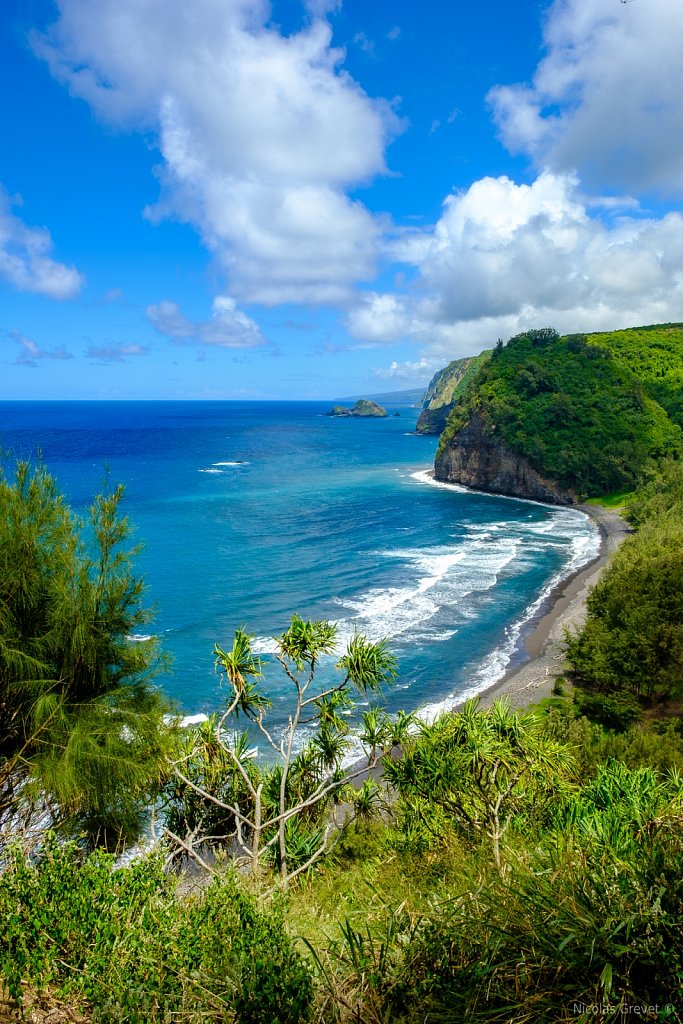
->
<box><xmin>10</xmin><ymin>329</ymin><xmax>74</xmax><ymax>366</ymax></box>
<box><xmin>0</xmin><ymin>190</ymin><xmax>83</xmax><ymax>299</ymax></box>
<box><xmin>146</xmin><ymin>299</ymin><xmax>194</xmax><ymax>339</ymax></box>
<box><xmin>489</xmin><ymin>0</ymin><xmax>683</xmax><ymax>195</ymax></box>
<box><xmin>351</xmin><ymin>172</ymin><xmax>683</xmax><ymax>362</ymax></box>
<box><xmin>373</xmin><ymin>357</ymin><xmax>437</xmax><ymax>381</ymax></box>
<box><xmin>353</xmin><ymin>31</ymin><xmax>375</xmax><ymax>57</ymax></box>
<box><xmin>34</xmin><ymin>0</ymin><xmax>399</xmax><ymax>305</ymax></box>
<box><xmin>345</xmin><ymin>292</ymin><xmax>416</xmax><ymax>344</ymax></box>
<box><xmin>422</xmin><ymin>173</ymin><xmax>683</xmax><ymax>323</ymax></box>
<box><xmin>147</xmin><ymin>296</ymin><xmax>265</xmax><ymax>349</ymax></box>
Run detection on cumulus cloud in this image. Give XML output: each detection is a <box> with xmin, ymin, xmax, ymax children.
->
<box><xmin>0</xmin><ymin>190</ymin><xmax>83</xmax><ymax>299</ymax></box>
<box><xmin>421</xmin><ymin>173</ymin><xmax>683</xmax><ymax>323</ymax></box>
<box><xmin>33</xmin><ymin>0</ymin><xmax>399</xmax><ymax>305</ymax></box>
<box><xmin>147</xmin><ymin>296</ymin><xmax>265</xmax><ymax>349</ymax></box>
<box><xmin>351</xmin><ymin>172</ymin><xmax>683</xmax><ymax>360</ymax></box>
<box><xmin>10</xmin><ymin>329</ymin><xmax>74</xmax><ymax>366</ymax></box>
<box><xmin>345</xmin><ymin>292</ymin><xmax>417</xmax><ymax>344</ymax></box>
<box><xmin>86</xmin><ymin>342</ymin><xmax>149</xmax><ymax>362</ymax></box>
<box><xmin>488</xmin><ymin>0</ymin><xmax>683</xmax><ymax>195</ymax></box>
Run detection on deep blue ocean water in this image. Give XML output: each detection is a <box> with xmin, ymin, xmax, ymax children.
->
<box><xmin>0</xmin><ymin>401</ymin><xmax>599</xmax><ymax>742</ymax></box>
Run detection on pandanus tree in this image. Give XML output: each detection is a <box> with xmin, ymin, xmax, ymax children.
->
<box><xmin>166</xmin><ymin>616</ymin><xmax>399</xmax><ymax>885</ymax></box>
<box><xmin>385</xmin><ymin>698</ymin><xmax>576</xmax><ymax>874</ymax></box>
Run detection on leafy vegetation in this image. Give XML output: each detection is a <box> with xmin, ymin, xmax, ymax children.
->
<box><xmin>416</xmin><ymin>351</ymin><xmax>492</xmax><ymax>434</ymax></box>
<box><xmin>165</xmin><ymin>617</ymin><xmax>398</xmax><ymax>885</ymax></box>
<box><xmin>0</xmin><ymin>839</ymin><xmax>312</xmax><ymax>1022</ymax></box>
<box><xmin>295</xmin><ymin>703</ymin><xmax>683</xmax><ymax>1023</ymax></box>
<box><xmin>0</xmin><ymin>462</ymin><xmax>176</xmax><ymax>848</ymax></box>
<box><xmin>384</xmin><ymin>698</ymin><xmax>574</xmax><ymax>872</ymax></box>
<box><xmin>436</xmin><ymin>325</ymin><xmax>683</xmax><ymax>497</ymax></box>
<box><xmin>566</xmin><ymin>459</ymin><xmax>683</xmax><ymax>711</ymax></box>
<box><xmin>3</xmin><ymin>701</ymin><xmax>683</xmax><ymax>1022</ymax></box>
<box><xmin>589</xmin><ymin>322</ymin><xmax>683</xmax><ymax>427</ymax></box>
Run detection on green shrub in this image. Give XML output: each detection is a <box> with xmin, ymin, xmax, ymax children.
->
<box><xmin>566</xmin><ymin>464</ymin><xmax>683</xmax><ymax>707</ymax></box>
<box><xmin>0</xmin><ymin>838</ymin><xmax>312</xmax><ymax>1023</ymax></box>
<box><xmin>383</xmin><ymin>763</ymin><xmax>683</xmax><ymax>1022</ymax></box>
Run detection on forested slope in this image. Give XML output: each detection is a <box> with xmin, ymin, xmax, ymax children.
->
<box><xmin>435</xmin><ymin>325</ymin><xmax>683</xmax><ymax>499</ymax></box>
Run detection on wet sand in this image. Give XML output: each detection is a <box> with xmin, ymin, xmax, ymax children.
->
<box><xmin>476</xmin><ymin>503</ymin><xmax>631</xmax><ymax>711</ymax></box>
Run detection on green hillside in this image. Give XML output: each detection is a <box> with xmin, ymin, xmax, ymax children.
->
<box><xmin>587</xmin><ymin>322</ymin><xmax>683</xmax><ymax>426</ymax></box>
<box><xmin>436</xmin><ymin>326</ymin><xmax>683</xmax><ymax>497</ymax></box>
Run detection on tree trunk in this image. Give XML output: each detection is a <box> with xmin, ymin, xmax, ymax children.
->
<box><xmin>251</xmin><ymin>783</ymin><xmax>262</xmax><ymax>876</ymax></box>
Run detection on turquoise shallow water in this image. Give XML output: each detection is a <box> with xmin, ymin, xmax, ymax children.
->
<box><xmin>0</xmin><ymin>400</ymin><xmax>600</xmax><ymax>733</ymax></box>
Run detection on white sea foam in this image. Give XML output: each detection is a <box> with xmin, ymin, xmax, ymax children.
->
<box><xmin>180</xmin><ymin>713</ymin><xmax>209</xmax><ymax>727</ymax></box>
<box><xmin>127</xmin><ymin>633</ymin><xmax>153</xmax><ymax>642</ymax></box>
<box><xmin>411</xmin><ymin>468</ymin><xmax>468</xmax><ymax>493</ymax></box>
<box><xmin>251</xmin><ymin>636</ymin><xmax>280</xmax><ymax>655</ymax></box>
<box><xmin>180</xmin><ymin>465</ymin><xmax>600</xmax><ymax>737</ymax></box>
<box><xmin>412</xmin><ymin>467</ymin><xmax>580</xmax><ymax>510</ymax></box>
<box><xmin>198</xmin><ymin>467</ymin><xmax>222</xmax><ymax>474</ymax></box>
<box><xmin>330</xmin><ymin>533</ymin><xmax>522</xmax><ymax>650</ymax></box>
<box><xmin>413</xmin><ymin>507</ymin><xmax>601</xmax><ymax>723</ymax></box>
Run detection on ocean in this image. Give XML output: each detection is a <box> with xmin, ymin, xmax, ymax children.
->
<box><xmin>0</xmin><ymin>400</ymin><xmax>600</xmax><ymax>738</ymax></box>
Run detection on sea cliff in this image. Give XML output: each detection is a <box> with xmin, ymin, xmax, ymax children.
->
<box><xmin>430</xmin><ymin>325</ymin><xmax>683</xmax><ymax>502</ymax></box>
<box><xmin>434</xmin><ymin>412</ymin><xmax>574</xmax><ymax>504</ymax></box>
<box><xmin>416</xmin><ymin>352</ymin><xmax>490</xmax><ymax>435</ymax></box>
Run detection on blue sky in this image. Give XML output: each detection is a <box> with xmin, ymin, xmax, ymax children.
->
<box><xmin>2</xmin><ymin>0</ymin><xmax>683</xmax><ymax>400</ymax></box>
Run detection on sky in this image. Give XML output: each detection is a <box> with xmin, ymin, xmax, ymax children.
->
<box><xmin>1</xmin><ymin>0</ymin><xmax>683</xmax><ymax>400</ymax></box>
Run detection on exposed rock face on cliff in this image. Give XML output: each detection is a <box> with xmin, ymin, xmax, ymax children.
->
<box><xmin>416</xmin><ymin>352</ymin><xmax>491</xmax><ymax>434</ymax></box>
<box><xmin>434</xmin><ymin>414</ymin><xmax>575</xmax><ymax>504</ymax></box>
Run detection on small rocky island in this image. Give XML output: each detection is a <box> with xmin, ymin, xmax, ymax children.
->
<box><xmin>327</xmin><ymin>399</ymin><xmax>388</xmax><ymax>418</ymax></box>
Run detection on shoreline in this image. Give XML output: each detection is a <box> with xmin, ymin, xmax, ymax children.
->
<box><xmin>344</xmin><ymin>492</ymin><xmax>630</xmax><ymax>783</ymax></box>
<box><xmin>475</xmin><ymin>502</ymin><xmax>631</xmax><ymax>711</ymax></box>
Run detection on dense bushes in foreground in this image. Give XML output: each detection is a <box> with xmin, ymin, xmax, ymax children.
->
<box><xmin>3</xmin><ymin>703</ymin><xmax>683</xmax><ymax>1023</ymax></box>
<box><xmin>300</xmin><ymin>708</ymin><xmax>683</xmax><ymax>1024</ymax></box>
<box><xmin>0</xmin><ymin>840</ymin><xmax>312</xmax><ymax>1022</ymax></box>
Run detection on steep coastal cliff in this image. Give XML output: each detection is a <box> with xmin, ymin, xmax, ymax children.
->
<box><xmin>416</xmin><ymin>352</ymin><xmax>491</xmax><ymax>434</ymax></box>
<box><xmin>434</xmin><ymin>412</ymin><xmax>574</xmax><ymax>503</ymax></box>
<box><xmin>432</xmin><ymin>325</ymin><xmax>683</xmax><ymax>501</ymax></box>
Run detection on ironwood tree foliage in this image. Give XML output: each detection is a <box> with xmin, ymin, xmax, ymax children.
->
<box><xmin>0</xmin><ymin>461</ymin><xmax>175</xmax><ymax>845</ymax></box>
